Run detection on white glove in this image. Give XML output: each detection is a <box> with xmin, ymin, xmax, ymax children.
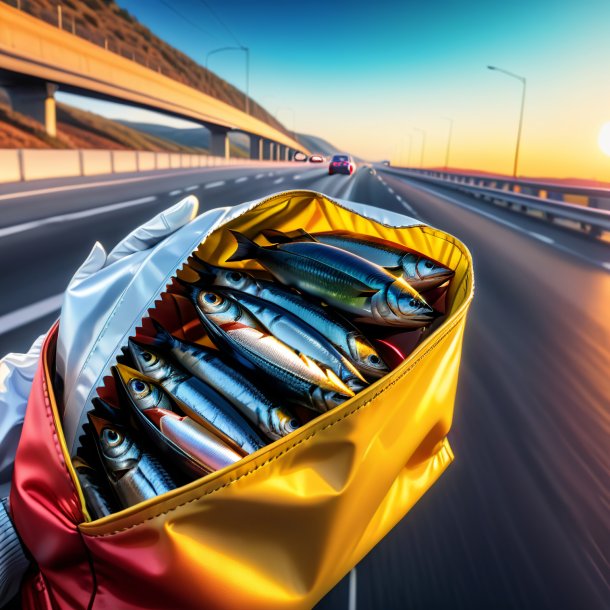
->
<box><xmin>0</xmin><ymin>196</ymin><xmax>198</xmax><ymax>489</ymax></box>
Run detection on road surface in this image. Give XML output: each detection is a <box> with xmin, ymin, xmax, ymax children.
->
<box><xmin>0</xmin><ymin>162</ymin><xmax>608</xmax><ymax>609</ymax></box>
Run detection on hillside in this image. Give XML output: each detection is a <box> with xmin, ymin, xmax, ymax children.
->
<box><xmin>3</xmin><ymin>0</ymin><xmax>290</xmax><ymax>137</ymax></box>
<box><xmin>296</xmin><ymin>133</ymin><xmax>341</xmax><ymax>157</ymax></box>
<box><xmin>0</xmin><ymin>101</ymin><xmax>245</xmax><ymax>156</ymax></box>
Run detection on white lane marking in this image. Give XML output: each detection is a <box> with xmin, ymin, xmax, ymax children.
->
<box><xmin>342</xmin><ymin>174</ymin><xmax>358</xmax><ymax>201</ymax></box>
<box><xmin>387</xmin><ymin>187</ymin><xmax>394</xmax><ymax>194</ymax></box>
<box><xmin>0</xmin><ymin>167</ymin><xmax>233</xmax><ymax>202</ymax></box>
<box><xmin>235</xmin><ymin>176</ymin><xmax>248</xmax><ymax>183</ymax></box>
<box><xmin>0</xmin><ymin>196</ymin><xmax>157</xmax><ymax>239</ymax></box>
<box><xmin>394</xmin><ymin>176</ymin><xmax>610</xmax><ymax>271</ymax></box>
<box><xmin>184</xmin><ymin>185</ymin><xmax>199</xmax><ymax>192</ymax></box>
<box><xmin>348</xmin><ymin>568</ymin><xmax>357</xmax><ymax>610</ymax></box>
<box><xmin>169</xmin><ymin>189</ymin><xmax>182</xmax><ymax>196</ymax></box>
<box><xmin>293</xmin><ymin>173</ymin><xmax>307</xmax><ymax>180</ymax></box>
<box><xmin>268</xmin><ymin>172</ymin><xmax>274</xmax><ymax>177</ymax></box>
<box><xmin>273</xmin><ymin>177</ymin><xmax>285</xmax><ymax>184</ymax></box>
<box><xmin>529</xmin><ymin>231</ymin><xmax>555</xmax><ymax>244</ymax></box>
<box><xmin>0</xmin><ymin>293</ymin><xmax>63</xmax><ymax>336</ymax></box>
<box><xmin>204</xmin><ymin>181</ymin><xmax>225</xmax><ymax>189</ymax></box>
<box><xmin>255</xmin><ymin>173</ymin><xmax>264</xmax><ymax>179</ymax></box>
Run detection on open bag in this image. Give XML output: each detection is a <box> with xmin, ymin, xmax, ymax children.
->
<box><xmin>10</xmin><ymin>190</ymin><xmax>474</xmax><ymax>610</ymax></box>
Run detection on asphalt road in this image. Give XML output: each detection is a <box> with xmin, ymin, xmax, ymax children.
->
<box><xmin>0</xmin><ymin>162</ymin><xmax>608</xmax><ymax>609</ymax></box>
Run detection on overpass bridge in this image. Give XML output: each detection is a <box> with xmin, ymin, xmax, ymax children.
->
<box><xmin>0</xmin><ymin>2</ymin><xmax>307</xmax><ymax>160</ymax></box>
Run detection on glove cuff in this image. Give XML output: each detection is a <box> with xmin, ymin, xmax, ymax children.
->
<box><xmin>0</xmin><ymin>497</ymin><xmax>30</xmax><ymax>605</ymax></box>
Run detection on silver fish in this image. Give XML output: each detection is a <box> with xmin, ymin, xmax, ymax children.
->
<box><xmin>118</xmin><ymin>361</ymin><xmax>264</xmax><ymax>455</ymax></box>
<box><xmin>72</xmin><ymin>456</ymin><xmax>115</xmax><ymax>520</ymax></box>
<box><xmin>89</xmin><ymin>414</ymin><xmax>176</xmax><ymax>509</ymax></box>
<box><xmin>226</xmin><ymin>231</ymin><xmax>436</xmax><ymax>327</ymax></box>
<box><xmin>143</xmin><ymin>408</ymin><xmax>242</xmax><ymax>471</ymax></box>
<box><xmin>263</xmin><ymin>228</ymin><xmax>454</xmax><ymax>291</ymax></box>
<box><xmin>221</xmin><ymin>287</ymin><xmax>367</xmax><ymax>391</ymax></box>
<box><xmin>149</xmin><ymin>321</ymin><xmax>300</xmax><ymax>440</ymax></box>
<box><xmin>189</xmin><ymin>260</ymin><xmax>389</xmax><ymax>379</ymax></box>
<box><xmin>186</xmin><ymin>285</ymin><xmax>355</xmax><ymax>412</ymax></box>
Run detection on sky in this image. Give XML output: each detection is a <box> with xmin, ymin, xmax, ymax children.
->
<box><xmin>62</xmin><ymin>0</ymin><xmax>610</xmax><ymax>180</ymax></box>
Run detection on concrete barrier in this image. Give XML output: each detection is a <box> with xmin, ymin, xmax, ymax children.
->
<box><xmin>155</xmin><ymin>152</ymin><xmax>170</xmax><ymax>169</ymax></box>
<box><xmin>0</xmin><ymin>148</ymin><xmax>291</xmax><ymax>185</ymax></box>
<box><xmin>81</xmin><ymin>150</ymin><xmax>112</xmax><ymax>176</ymax></box>
<box><xmin>137</xmin><ymin>151</ymin><xmax>156</xmax><ymax>172</ymax></box>
<box><xmin>21</xmin><ymin>149</ymin><xmax>81</xmax><ymax>181</ymax></box>
<box><xmin>0</xmin><ymin>150</ymin><xmax>22</xmax><ymax>183</ymax></box>
<box><xmin>111</xmin><ymin>150</ymin><xmax>138</xmax><ymax>173</ymax></box>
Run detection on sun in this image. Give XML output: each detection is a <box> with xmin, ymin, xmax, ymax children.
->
<box><xmin>598</xmin><ymin>122</ymin><xmax>610</xmax><ymax>156</ymax></box>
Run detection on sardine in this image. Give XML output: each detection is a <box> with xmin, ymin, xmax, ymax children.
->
<box><xmin>149</xmin><ymin>321</ymin><xmax>300</xmax><ymax>440</ymax></box>
<box><xmin>226</xmin><ymin>231</ymin><xmax>436</xmax><ymax>327</ymax></box>
<box><xmin>189</xmin><ymin>260</ymin><xmax>389</xmax><ymax>379</ymax></box>
<box><xmin>72</xmin><ymin>456</ymin><xmax>116</xmax><ymax>520</ymax></box>
<box><xmin>88</xmin><ymin>414</ymin><xmax>176</xmax><ymax>509</ymax></box>
<box><xmin>143</xmin><ymin>408</ymin><xmax>242</xmax><ymax>471</ymax></box>
<box><xmin>117</xmin><ymin>361</ymin><xmax>264</xmax><ymax>455</ymax></box>
<box><xmin>263</xmin><ymin>228</ymin><xmax>454</xmax><ymax>291</ymax></box>
<box><xmin>184</xmin><ymin>285</ymin><xmax>355</xmax><ymax>412</ymax></box>
<box><xmin>221</xmin><ymin>287</ymin><xmax>367</xmax><ymax>391</ymax></box>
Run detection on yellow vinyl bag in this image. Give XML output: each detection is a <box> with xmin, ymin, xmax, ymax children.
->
<box><xmin>11</xmin><ymin>190</ymin><xmax>474</xmax><ymax>610</ymax></box>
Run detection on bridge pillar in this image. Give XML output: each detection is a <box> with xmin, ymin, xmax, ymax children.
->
<box><xmin>262</xmin><ymin>140</ymin><xmax>275</xmax><ymax>161</ymax></box>
<box><xmin>275</xmin><ymin>144</ymin><xmax>282</xmax><ymax>161</ymax></box>
<box><xmin>208</xmin><ymin>125</ymin><xmax>230</xmax><ymax>159</ymax></box>
<box><xmin>249</xmin><ymin>134</ymin><xmax>262</xmax><ymax>160</ymax></box>
<box><xmin>4</xmin><ymin>80</ymin><xmax>57</xmax><ymax>137</ymax></box>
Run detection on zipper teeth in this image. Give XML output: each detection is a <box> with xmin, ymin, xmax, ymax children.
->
<box><xmin>77</xmin><ymin>189</ymin><xmax>473</xmax><ymax>524</ymax></box>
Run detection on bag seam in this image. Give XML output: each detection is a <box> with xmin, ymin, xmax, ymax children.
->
<box><xmin>84</xmin><ymin>309</ymin><xmax>465</xmax><ymax>538</ymax></box>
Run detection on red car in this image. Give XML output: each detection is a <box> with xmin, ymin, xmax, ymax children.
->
<box><xmin>329</xmin><ymin>154</ymin><xmax>355</xmax><ymax>175</ymax></box>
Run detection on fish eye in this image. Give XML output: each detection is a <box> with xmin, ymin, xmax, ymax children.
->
<box><xmin>424</xmin><ymin>261</ymin><xmax>434</xmax><ymax>269</ymax></box>
<box><xmin>368</xmin><ymin>354</ymin><xmax>381</xmax><ymax>365</ymax></box>
<box><xmin>102</xmin><ymin>427</ymin><xmax>122</xmax><ymax>447</ymax></box>
<box><xmin>228</xmin><ymin>271</ymin><xmax>242</xmax><ymax>282</ymax></box>
<box><xmin>129</xmin><ymin>378</ymin><xmax>150</xmax><ymax>398</ymax></box>
<box><xmin>203</xmin><ymin>292</ymin><xmax>222</xmax><ymax>304</ymax></box>
<box><xmin>142</xmin><ymin>351</ymin><xmax>157</xmax><ymax>363</ymax></box>
<box><xmin>409</xmin><ymin>299</ymin><xmax>417</xmax><ymax>307</ymax></box>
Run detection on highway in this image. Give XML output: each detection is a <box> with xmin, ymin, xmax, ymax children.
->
<box><xmin>1</xmin><ymin>163</ymin><xmax>608</xmax><ymax>609</ymax></box>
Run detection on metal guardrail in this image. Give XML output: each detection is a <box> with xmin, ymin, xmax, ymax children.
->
<box><xmin>379</xmin><ymin>167</ymin><xmax>610</xmax><ymax>238</ymax></box>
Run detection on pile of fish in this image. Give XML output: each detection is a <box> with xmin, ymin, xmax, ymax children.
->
<box><xmin>75</xmin><ymin>228</ymin><xmax>454</xmax><ymax>518</ymax></box>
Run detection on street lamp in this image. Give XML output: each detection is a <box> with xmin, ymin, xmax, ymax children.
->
<box><xmin>442</xmin><ymin>117</ymin><xmax>454</xmax><ymax>171</ymax></box>
<box><xmin>206</xmin><ymin>46</ymin><xmax>250</xmax><ymax>115</ymax></box>
<box><xmin>413</xmin><ymin>128</ymin><xmax>426</xmax><ymax>168</ymax></box>
<box><xmin>487</xmin><ymin>65</ymin><xmax>526</xmax><ymax>178</ymax></box>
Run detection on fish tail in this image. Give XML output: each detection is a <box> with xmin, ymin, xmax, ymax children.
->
<box><xmin>226</xmin><ymin>230</ymin><xmax>259</xmax><ymax>263</ymax></box>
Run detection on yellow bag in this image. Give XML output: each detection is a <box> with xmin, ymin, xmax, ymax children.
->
<box><xmin>12</xmin><ymin>190</ymin><xmax>473</xmax><ymax>610</ymax></box>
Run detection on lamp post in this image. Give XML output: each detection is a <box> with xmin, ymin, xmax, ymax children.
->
<box><xmin>206</xmin><ymin>46</ymin><xmax>250</xmax><ymax>114</ymax></box>
<box><xmin>487</xmin><ymin>65</ymin><xmax>526</xmax><ymax>178</ymax></box>
<box><xmin>413</xmin><ymin>128</ymin><xmax>426</xmax><ymax>168</ymax></box>
<box><xmin>442</xmin><ymin>117</ymin><xmax>454</xmax><ymax>171</ymax></box>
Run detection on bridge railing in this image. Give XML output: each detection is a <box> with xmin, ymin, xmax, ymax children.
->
<box><xmin>379</xmin><ymin>167</ymin><xmax>610</xmax><ymax>239</ymax></box>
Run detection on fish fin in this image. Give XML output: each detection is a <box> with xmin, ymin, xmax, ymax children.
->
<box><xmin>226</xmin><ymin>230</ymin><xmax>259</xmax><ymax>263</ymax></box>
<box><xmin>149</xmin><ymin>319</ymin><xmax>177</xmax><ymax>347</ymax></box>
<box><xmin>187</xmin><ymin>257</ymin><xmax>216</xmax><ymax>281</ymax></box>
<box><xmin>175</xmin><ymin>276</ymin><xmax>200</xmax><ymax>301</ymax></box>
<box><xmin>262</xmin><ymin>228</ymin><xmax>317</xmax><ymax>243</ymax></box>
<box><xmin>356</xmin><ymin>288</ymin><xmax>378</xmax><ymax>297</ymax></box>
<box><xmin>382</xmin><ymin>265</ymin><xmax>402</xmax><ymax>273</ymax></box>
<box><xmin>325</xmin><ymin>369</ymin><xmax>355</xmax><ymax>397</ymax></box>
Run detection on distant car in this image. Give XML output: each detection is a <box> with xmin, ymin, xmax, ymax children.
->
<box><xmin>381</xmin><ymin>160</ymin><xmax>390</xmax><ymax>166</ymax></box>
<box><xmin>329</xmin><ymin>154</ymin><xmax>355</xmax><ymax>175</ymax></box>
<box><xmin>293</xmin><ymin>151</ymin><xmax>308</xmax><ymax>162</ymax></box>
<box><xmin>309</xmin><ymin>154</ymin><xmax>325</xmax><ymax>163</ymax></box>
